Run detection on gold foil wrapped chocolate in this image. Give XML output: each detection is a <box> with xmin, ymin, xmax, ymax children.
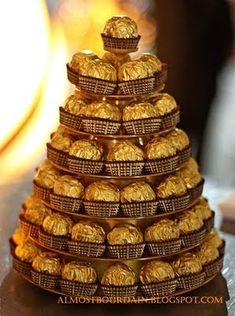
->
<box><xmin>154</xmin><ymin>93</ymin><xmax>177</xmax><ymax>116</ymax></box>
<box><xmin>79</xmin><ymin>59</ymin><xmax>117</xmax><ymax>81</ymax></box>
<box><xmin>83</xmin><ymin>101</ymin><xmax>121</xmax><ymax>121</ymax></box>
<box><xmin>191</xmin><ymin>197</ymin><xmax>212</xmax><ymax>220</ymax></box>
<box><xmin>64</xmin><ymin>92</ymin><xmax>88</xmax><ymax>116</ymax></box>
<box><xmin>42</xmin><ymin>213</ymin><xmax>73</xmax><ymax>236</ymax></box>
<box><xmin>138</xmin><ymin>53</ymin><xmax>162</xmax><ymax>73</ymax></box>
<box><xmin>34</xmin><ymin>164</ymin><xmax>61</xmax><ymax>189</ymax></box>
<box><xmin>144</xmin><ymin>219</ymin><xmax>180</xmax><ymax>242</ymax></box>
<box><xmin>70</xmin><ymin>50</ymin><xmax>97</xmax><ymax>71</ymax></box>
<box><xmin>121</xmin><ymin>181</ymin><xmax>156</xmax><ymax>202</ymax></box>
<box><xmin>15</xmin><ymin>241</ymin><xmax>40</xmax><ymax>263</ymax></box>
<box><xmin>166</xmin><ymin>129</ymin><xmax>190</xmax><ymax>151</ymax></box>
<box><xmin>171</xmin><ymin>252</ymin><xmax>202</xmax><ymax>276</ymax></box>
<box><xmin>177</xmin><ymin>158</ymin><xmax>200</xmax><ymax>189</ymax></box>
<box><xmin>102</xmin><ymin>52</ymin><xmax>131</xmax><ymax>68</ymax></box>
<box><xmin>69</xmin><ymin>139</ymin><xmax>104</xmax><ymax>161</ymax></box>
<box><xmin>32</xmin><ymin>252</ymin><xmax>61</xmax><ymax>275</ymax></box>
<box><xmin>196</xmin><ymin>243</ymin><xmax>220</xmax><ymax>265</ymax></box>
<box><xmin>84</xmin><ymin>181</ymin><xmax>120</xmax><ymax>202</ymax></box>
<box><xmin>12</xmin><ymin>227</ymin><xmax>27</xmax><ymax>246</ymax></box>
<box><xmin>179</xmin><ymin>164</ymin><xmax>202</xmax><ymax>189</ymax></box>
<box><xmin>204</xmin><ymin>229</ymin><xmax>223</xmax><ymax>249</ymax></box>
<box><xmin>37</xmin><ymin>159</ymin><xmax>54</xmax><ymax>170</ymax></box>
<box><xmin>53</xmin><ymin>175</ymin><xmax>84</xmax><ymax>198</ymax></box>
<box><xmin>103</xmin><ymin>15</ymin><xmax>138</xmax><ymax>39</ymax></box>
<box><xmin>24</xmin><ymin>195</ymin><xmax>45</xmax><ymax>210</ymax></box>
<box><xmin>177</xmin><ymin>210</ymin><xmax>204</xmax><ymax>234</ymax></box>
<box><xmin>118</xmin><ymin>60</ymin><xmax>154</xmax><ymax>81</ymax></box>
<box><xmin>156</xmin><ymin>175</ymin><xmax>187</xmax><ymax>198</ymax></box>
<box><xmin>123</xmin><ymin>102</ymin><xmax>157</xmax><ymax>121</ymax></box>
<box><xmin>62</xmin><ymin>261</ymin><xmax>97</xmax><ymax>283</ymax></box>
<box><xmin>107</xmin><ymin>223</ymin><xmax>143</xmax><ymax>245</ymax></box>
<box><xmin>56</xmin><ymin>125</ymin><xmax>71</xmax><ymax>136</ymax></box>
<box><xmin>145</xmin><ymin>137</ymin><xmax>176</xmax><ymax>159</ymax></box>
<box><xmin>101</xmin><ymin>263</ymin><xmax>137</xmax><ymax>286</ymax></box>
<box><xmin>107</xmin><ymin>141</ymin><xmax>144</xmax><ymax>161</ymax></box>
<box><xmin>140</xmin><ymin>260</ymin><xmax>175</xmax><ymax>284</ymax></box>
<box><xmin>51</xmin><ymin>132</ymin><xmax>73</xmax><ymax>152</ymax></box>
<box><xmin>24</xmin><ymin>202</ymin><xmax>52</xmax><ymax>226</ymax></box>
<box><xmin>184</xmin><ymin>158</ymin><xmax>199</xmax><ymax>172</ymax></box>
<box><xmin>71</xmin><ymin>221</ymin><xmax>105</xmax><ymax>244</ymax></box>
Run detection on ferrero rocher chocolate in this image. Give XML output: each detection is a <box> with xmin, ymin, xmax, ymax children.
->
<box><xmin>38</xmin><ymin>159</ymin><xmax>54</xmax><ymax>170</ymax></box>
<box><xmin>123</xmin><ymin>102</ymin><xmax>157</xmax><ymax>121</ymax></box>
<box><xmin>42</xmin><ymin>213</ymin><xmax>73</xmax><ymax>236</ymax></box>
<box><xmin>171</xmin><ymin>252</ymin><xmax>202</xmax><ymax>276</ymax></box>
<box><xmin>144</xmin><ymin>219</ymin><xmax>180</xmax><ymax>242</ymax></box>
<box><xmin>204</xmin><ymin>229</ymin><xmax>223</xmax><ymax>249</ymax></box>
<box><xmin>107</xmin><ymin>141</ymin><xmax>144</xmax><ymax>161</ymax></box>
<box><xmin>179</xmin><ymin>163</ymin><xmax>202</xmax><ymax>189</ymax></box>
<box><xmin>32</xmin><ymin>252</ymin><xmax>61</xmax><ymax>275</ymax></box>
<box><xmin>34</xmin><ymin>165</ymin><xmax>61</xmax><ymax>189</ymax></box>
<box><xmin>79</xmin><ymin>59</ymin><xmax>117</xmax><ymax>81</ymax></box>
<box><xmin>53</xmin><ymin>175</ymin><xmax>84</xmax><ymax>198</ymax></box>
<box><xmin>183</xmin><ymin>158</ymin><xmax>199</xmax><ymax>172</ymax></box>
<box><xmin>107</xmin><ymin>223</ymin><xmax>143</xmax><ymax>245</ymax></box>
<box><xmin>156</xmin><ymin>175</ymin><xmax>187</xmax><ymax>199</ymax></box>
<box><xmin>12</xmin><ymin>227</ymin><xmax>27</xmax><ymax>246</ymax></box>
<box><xmin>24</xmin><ymin>195</ymin><xmax>45</xmax><ymax>210</ymax></box>
<box><xmin>84</xmin><ymin>181</ymin><xmax>120</xmax><ymax>202</ymax></box>
<box><xmin>50</xmin><ymin>132</ymin><xmax>73</xmax><ymax>152</ymax></box>
<box><xmin>121</xmin><ymin>181</ymin><xmax>155</xmax><ymax>202</ymax></box>
<box><xmin>101</xmin><ymin>263</ymin><xmax>137</xmax><ymax>286</ymax></box>
<box><xmin>56</xmin><ymin>125</ymin><xmax>71</xmax><ymax>136</ymax></box>
<box><xmin>62</xmin><ymin>261</ymin><xmax>97</xmax><ymax>283</ymax></box>
<box><xmin>140</xmin><ymin>260</ymin><xmax>175</xmax><ymax>284</ymax></box>
<box><xmin>191</xmin><ymin>197</ymin><xmax>212</xmax><ymax>220</ymax></box>
<box><xmin>154</xmin><ymin>93</ymin><xmax>177</xmax><ymax>117</ymax></box>
<box><xmin>24</xmin><ymin>202</ymin><xmax>52</xmax><ymax>226</ymax></box>
<box><xmin>177</xmin><ymin>210</ymin><xmax>204</xmax><ymax>234</ymax></box>
<box><xmin>177</xmin><ymin>158</ymin><xmax>199</xmax><ymax>189</ymax></box>
<box><xmin>83</xmin><ymin>101</ymin><xmax>121</xmax><ymax>121</ymax></box>
<box><xmin>103</xmin><ymin>15</ymin><xmax>138</xmax><ymax>39</ymax></box>
<box><xmin>70</xmin><ymin>50</ymin><xmax>97</xmax><ymax>71</ymax></box>
<box><xmin>64</xmin><ymin>92</ymin><xmax>88</xmax><ymax>116</ymax></box>
<box><xmin>196</xmin><ymin>243</ymin><xmax>220</xmax><ymax>265</ymax></box>
<box><xmin>145</xmin><ymin>137</ymin><xmax>176</xmax><ymax>160</ymax></box>
<box><xmin>138</xmin><ymin>53</ymin><xmax>162</xmax><ymax>73</ymax></box>
<box><xmin>102</xmin><ymin>52</ymin><xmax>131</xmax><ymax>68</ymax></box>
<box><xmin>15</xmin><ymin>241</ymin><xmax>40</xmax><ymax>263</ymax></box>
<box><xmin>118</xmin><ymin>60</ymin><xmax>154</xmax><ymax>81</ymax></box>
<box><xmin>166</xmin><ymin>129</ymin><xmax>190</xmax><ymax>151</ymax></box>
<box><xmin>69</xmin><ymin>139</ymin><xmax>104</xmax><ymax>161</ymax></box>
<box><xmin>71</xmin><ymin>221</ymin><xmax>105</xmax><ymax>244</ymax></box>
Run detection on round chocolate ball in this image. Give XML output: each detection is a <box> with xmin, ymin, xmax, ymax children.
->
<box><xmin>107</xmin><ymin>223</ymin><xmax>143</xmax><ymax>245</ymax></box>
<box><xmin>140</xmin><ymin>260</ymin><xmax>175</xmax><ymax>284</ymax></box>
<box><xmin>42</xmin><ymin>213</ymin><xmax>73</xmax><ymax>236</ymax></box>
<box><xmin>71</xmin><ymin>221</ymin><xmax>105</xmax><ymax>244</ymax></box>
<box><xmin>53</xmin><ymin>175</ymin><xmax>84</xmax><ymax>198</ymax></box>
<box><xmin>103</xmin><ymin>15</ymin><xmax>138</xmax><ymax>39</ymax></box>
<box><xmin>101</xmin><ymin>263</ymin><xmax>137</xmax><ymax>286</ymax></box>
<box><xmin>84</xmin><ymin>181</ymin><xmax>120</xmax><ymax>202</ymax></box>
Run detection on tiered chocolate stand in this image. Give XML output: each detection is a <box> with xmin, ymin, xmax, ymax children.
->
<box><xmin>10</xmin><ymin>16</ymin><xmax>224</xmax><ymax>302</ymax></box>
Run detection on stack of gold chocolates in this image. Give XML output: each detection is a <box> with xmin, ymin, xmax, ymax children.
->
<box><xmin>10</xmin><ymin>15</ymin><xmax>224</xmax><ymax>301</ymax></box>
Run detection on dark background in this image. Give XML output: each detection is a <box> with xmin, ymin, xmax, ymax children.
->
<box><xmin>153</xmin><ymin>0</ymin><xmax>234</xmax><ymax>162</ymax></box>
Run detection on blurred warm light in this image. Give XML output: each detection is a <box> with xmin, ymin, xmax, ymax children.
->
<box><xmin>0</xmin><ymin>1</ymin><xmax>50</xmax><ymax>149</ymax></box>
<box><xmin>0</xmin><ymin>0</ymin><xmax>156</xmax><ymax>183</ymax></box>
<box><xmin>0</xmin><ymin>1</ymin><xmax>69</xmax><ymax>183</ymax></box>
